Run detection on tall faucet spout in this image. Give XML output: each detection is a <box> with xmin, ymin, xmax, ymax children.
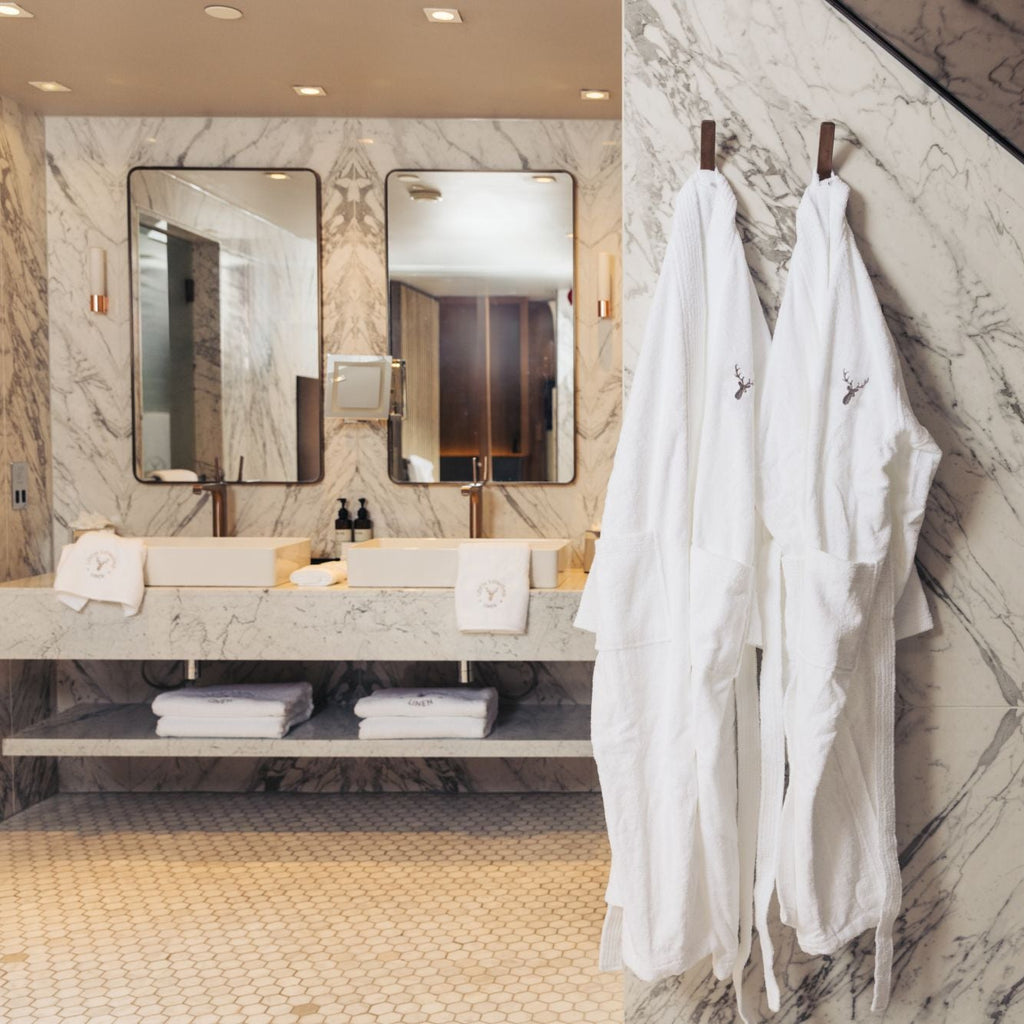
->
<box><xmin>192</xmin><ymin>479</ymin><xmax>229</xmax><ymax>537</ymax></box>
<box><xmin>459</xmin><ymin>456</ymin><xmax>487</xmax><ymax>539</ymax></box>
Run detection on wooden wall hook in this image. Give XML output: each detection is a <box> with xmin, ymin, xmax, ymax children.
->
<box><xmin>817</xmin><ymin>121</ymin><xmax>835</xmax><ymax>179</ymax></box>
<box><xmin>700</xmin><ymin>120</ymin><xmax>716</xmax><ymax>171</ymax></box>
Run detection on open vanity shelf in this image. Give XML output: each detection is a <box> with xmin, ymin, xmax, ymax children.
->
<box><xmin>3</xmin><ymin>702</ymin><xmax>593</xmax><ymax>759</ymax></box>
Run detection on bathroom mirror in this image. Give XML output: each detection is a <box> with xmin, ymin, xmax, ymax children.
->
<box><xmin>128</xmin><ymin>167</ymin><xmax>323</xmax><ymax>484</ymax></box>
<box><xmin>386</xmin><ymin>170</ymin><xmax>575</xmax><ymax>484</ymax></box>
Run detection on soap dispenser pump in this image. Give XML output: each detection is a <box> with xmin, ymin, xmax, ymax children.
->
<box><xmin>335</xmin><ymin>498</ymin><xmax>354</xmax><ymax>558</ymax></box>
<box><xmin>353</xmin><ymin>498</ymin><xmax>374</xmax><ymax>543</ymax></box>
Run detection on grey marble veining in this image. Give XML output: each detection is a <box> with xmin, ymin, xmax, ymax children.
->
<box><xmin>623</xmin><ymin>0</ymin><xmax>1024</xmax><ymax>1019</ymax></box>
<box><xmin>46</xmin><ymin>117</ymin><xmax>622</xmax><ymax>565</ymax></box>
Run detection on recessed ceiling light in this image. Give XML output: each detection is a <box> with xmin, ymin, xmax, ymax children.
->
<box><xmin>204</xmin><ymin>4</ymin><xmax>243</xmax><ymax>19</ymax></box>
<box><xmin>0</xmin><ymin>3</ymin><xmax>33</xmax><ymax>17</ymax></box>
<box><xmin>396</xmin><ymin>173</ymin><xmax>421</xmax><ymax>182</ymax></box>
<box><xmin>424</xmin><ymin>7</ymin><xmax>462</xmax><ymax>22</ymax></box>
<box><xmin>358</xmin><ymin>137</ymin><xmax>374</xmax><ymax>145</ymax></box>
<box><xmin>292</xmin><ymin>85</ymin><xmax>326</xmax><ymax>97</ymax></box>
<box><xmin>409</xmin><ymin>186</ymin><xmax>442</xmax><ymax>202</ymax></box>
<box><xmin>580</xmin><ymin>89</ymin><xmax>611</xmax><ymax>101</ymax></box>
<box><xmin>29</xmin><ymin>80</ymin><xmax>71</xmax><ymax>93</ymax></box>
<box><xmin>532</xmin><ymin>175</ymin><xmax>557</xmax><ymax>184</ymax></box>
<box><xmin>265</xmin><ymin>172</ymin><xmax>290</xmax><ymax>180</ymax></box>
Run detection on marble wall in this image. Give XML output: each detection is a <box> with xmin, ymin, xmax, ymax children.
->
<box><xmin>622</xmin><ymin>0</ymin><xmax>1024</xmax><ymax>1021</ymax></box>
<box><xmin>46</xmin><ymin>117</ymin><xmax>621</xmax><ymax>553</ymax></box>
<box><xmin>0</xmin><ymin>96</ymin><xmax>56</xmax><ymax>820</ymax></box>
<box><xmin>44</xmin><ymin>116</ymin><xmax>621</xmax><ymax>796</ymax></box>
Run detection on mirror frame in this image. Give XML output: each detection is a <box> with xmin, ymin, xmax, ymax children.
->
<box><xmin>127</xmin><ymin>165</ymin><xmax>326</xmax><ymax>486</ymax></box>
<box><xmin>384</xmin><ymin>167</ymin><xmax>578</xmax><ymax>487</ymax></box>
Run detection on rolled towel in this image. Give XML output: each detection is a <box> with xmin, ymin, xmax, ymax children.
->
<box><xmin>155</xmin><ymin>706</ymin><xmax>312</xmax><ymax>739</ymax></box>
<box><xmin>354</xmin><ymin>686</ymin><xmax>498</xmax><ymax>720</ymax></box>
<box><xmin>358</xmin><ymin>709</ymin><xmax>498</xmax><ymax>741</ymax></box>
<box><xmin>455</xmin><ymin>543</ymin><xmax>530</xmax><ymax>634</ymax></box>
<box><xmin>150</xmin><ymin>469</ymin><xmax>200</xmax><ymax>482</ymax></box>
<box><xmin>54</xmin><ymin>531</ymin><xmax>147</xmax><ymax>617</ymax></box>
<box><xmin>290</xmin><ymin>561</ymin><xmax>347</xmax><ymax>587</ymax></box>
<box><xmin>152</xmin><ymin>682</ymin><xmax>313</xmax><ymax>719</ymax></box>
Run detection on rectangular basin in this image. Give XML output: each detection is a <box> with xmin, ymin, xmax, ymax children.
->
<box><xmin>346</xmin><ymin>538</ymin><xmax>569</xmax><ymax>589</ymax></box>
<box><xmin>142</xmin><ymin>537</ymin><xmax>311</xmax><ymax>587</ymax></box>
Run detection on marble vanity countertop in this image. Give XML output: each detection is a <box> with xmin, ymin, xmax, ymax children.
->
<box><xmin>0</xmin><ymin>571</ymin><xmax>595</xmax><ymax>662</ymax></box>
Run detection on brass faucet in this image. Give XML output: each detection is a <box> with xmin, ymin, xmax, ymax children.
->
<box><xmin>459</xmin><ymin>456</ymin><xmax>487</xmax><ymax>539</ymax></box>
<box><xmin>192</xmin><ymin>459</ymin><xmax>231</xmax><ymax>537</ymax></box>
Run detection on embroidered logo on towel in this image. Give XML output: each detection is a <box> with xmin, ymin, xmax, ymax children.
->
<box><xmin>733</xmin><ymin>364</ymin><xmax>754</xmax><ymax>400</ymax></box>
<box><xmin>86</xmin><ymin>549</ymin><xmax>117</xmax><ymax>578</ymax></box>
<box><xmin>476</xmin><ymin>579</ymin><xmax>507</xmax><ymax>608</ymax></box>
<box><xmin>842</xmin><ymin>369</ymin><xmax>869</xmax><ymax>405</ymax></box>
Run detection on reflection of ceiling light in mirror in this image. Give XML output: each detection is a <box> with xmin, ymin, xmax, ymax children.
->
<box><xmin>358</xmin><ymin>138</ymin><xmax>374</xmax><ymax>144</ymax></box>
<box><xmin>29</xmin><ymin>80</ymin><xmax>70</xmax><ymax>92</ymax></box>
<box><xmin>408</xmin><ymin>187</ymin><xmax>442</xmax><ymax>202</ymax></box>
<box><xmin>204</xmin><ymin>4</ymin><xmax>243</xmax><ymax>18</ymax></box>
<box><xmin>292</xmin><ymin>85</ymin><xmax>326</xmax><ymax>96</ymax></box>
<box><xmin>424</xmin><ymin>7</ymin><xmax>462</xmax><ymax>22</ymax></box>
<box><xmin>397</xmin><ymin>173</ymin><xmax>421</xmax><ymax>182</ymax></box>
<box><xmin>0</xmin><ymin>3</ymin><xmax>32</xmax><ymax>17</ymax></box>
<box><xmin>265</xmin><ymin>172</ymin><xmax>290</xmax><ymax>180</ymax></box>
<box><xmin>580</xmin><ymin>89</ymin><xmax>611</xmax><ymax>101</ymax></box>
<box><xmin>532</xmin><ymin>175</ymin><xmax>557</xmax><ymax>184</ymax></box>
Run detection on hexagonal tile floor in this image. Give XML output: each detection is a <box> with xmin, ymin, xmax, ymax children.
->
<box><xmin>0</xmin><ymin>792</ymin><xmax>620</xmax><ymax>1023</ymax></box>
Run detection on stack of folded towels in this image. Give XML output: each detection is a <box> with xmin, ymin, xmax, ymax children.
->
<box><xmin>151</xmin><ymin>682</ymin><xmax>314</xmax><ymax>738</ymax></box>
<box><xmin>354</xmin><ymin>686</ymin><xmax>499</xmax><ymax>740</ymax></box>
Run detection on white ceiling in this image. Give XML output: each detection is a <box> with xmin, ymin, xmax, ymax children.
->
<box><xmin>0</xmin><ymin>0</ymin><xmax>621</xmax><ymax>119</ymax></box>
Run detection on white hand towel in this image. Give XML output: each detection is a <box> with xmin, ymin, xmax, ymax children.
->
<box><xmin>358</xmin><ymin>709</ymin><xmax>497</xmax><ymax>740</ymax></box>
<box><xmin>150</xmin><ymin>469</ymin><xmax>199</xmax><ymax>482</ymax></box>
<box><xmin>289</xmin><ymin>561</ymin><xmax>347</xmax><ymax>587</ymax></box>
<box><xmin>455</xmin><ymin>544</ymin><xmax>530</xmax><ymax>634</ymax></box>
<box><xmin>354</xmin><ymin>686</ymin><xmax>498</xmax><ymax>720</ymax></box>
<box><xmin>54</xmin><ymin>532</ymin><xmax>147</xmax><ymax>617</ymax></box>
<box><xmin>151</xmin><ymin>682</ymin><xmax>313</xmax><ymax>719</ymax></box>
<box><xmin>155</xmin><ymin>706</ymin><xmax>311</xmax><ymax>738</ymax></box>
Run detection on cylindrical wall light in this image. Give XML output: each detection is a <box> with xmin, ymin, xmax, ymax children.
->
<box><xmin>89</xmin><ymin>247</ymin><xmax>108</xmax><ymax>314</ymax></box>
<box><xmin>597</xmin><ymin>251</ymin><xmax>613</xmax><ymax>319</ymax></box>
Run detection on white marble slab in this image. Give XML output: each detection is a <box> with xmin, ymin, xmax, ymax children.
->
<box><xmin>4</xmin><ymin>701</ymin><xmax>593</xmax><ymax>759</ymax></box>
<box><xmin>0</xmin><ymin>571</ymin><xmax>594</xmax><ymax>661</ymax></box>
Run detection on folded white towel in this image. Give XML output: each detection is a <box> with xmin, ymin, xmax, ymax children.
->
<box><xmin>155</xmin><ymin>706</ymin><xmax>312</xmax><ymax>738</ymax></box>
<box><xmin>354</xmin><ymin>686</ymin><xmax>498</xmax><ymax>720</ymax></box>
<box><xmin>150</xmin><ymin>469</ymin><xmax>199</xmax><ymax>482</ymax></box>
<box><xmin>54</xmin><ymin>532</ymin><xmax>147</xmax><ymax>617</ymax></box>
<box><xmin>406</xmin><ymin>454</ymin><xmax>436</xmax><ymax>483</ymax></box>
<box><xmin>151</xmin><ymin>682</ymin><xmax>313</xmax><ymax>719</ymax></box>
<box><xmin>358</xmin><ymin>709</ymin><xmax>498</xmax><ymax>740</ymax></box>
<box><xmin>289</xmin><ymin>561</ymin><xmax>347</xmax><ymax>587</ymax></box>
<box><xmin>455</xmin><ymin>543</ymin><xmax>530</xmax><ymax>634</ymax></box>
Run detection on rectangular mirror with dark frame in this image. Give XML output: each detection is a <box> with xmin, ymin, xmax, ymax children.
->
<box><xmin>386</xmin><ymin>169</ymin><xmax>576</xmax><ymax>485</ymax></box>
<box><xmin>128</xmin><ymin>167</ymin><xmax>324</xmax><ymax>484</ymax></box>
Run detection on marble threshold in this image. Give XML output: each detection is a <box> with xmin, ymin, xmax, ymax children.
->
<box><xmin>2</xmin><ymin>701</ymin><xmax>594</xmax><ymax>759</ymax></box>
<box><xmin>0</xmin><ymin>571</ymin><xmax>594</xmax><ymax>662</ymax></box>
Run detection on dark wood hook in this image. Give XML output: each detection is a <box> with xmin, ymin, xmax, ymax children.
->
<box><xmin>700</xmin><ymin>120</ymin><xmax>716</xmax><ymax>171</ymax></box>
<box><xmin>817</xmin><ymin>121</ymin><xmax>835</xmax><ymax>179</ymax></box>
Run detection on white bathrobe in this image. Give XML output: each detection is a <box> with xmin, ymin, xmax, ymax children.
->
<box><xmin>756</xmin><ymin>175</ymin><xmax>940</xmax><ymax>1011</ymax></box>
<box><xmin>576</xmin><ymin>170</ymin><xmax>769</xmax><ymax>990</ymax></box>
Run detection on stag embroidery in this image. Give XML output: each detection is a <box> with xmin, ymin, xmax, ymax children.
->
<box><xmin>734</xmin><ymin>364</ymin><xmax>754</xmax><ymax>400</ymax></box>
<box><xmin>842</xmin><ymin>369</ymin><xmax>869</xmax><ymax>405</ymax></box>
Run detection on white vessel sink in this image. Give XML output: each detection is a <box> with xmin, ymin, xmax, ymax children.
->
<box><xmin>142</xmin><ymin>537</ymin><xmax>311</xmax><ymax>587</ymax></box>
<box><xmin>347</xmin><ymin>538</ymin><xmax>570</xmax><ymax>589</ymax></box>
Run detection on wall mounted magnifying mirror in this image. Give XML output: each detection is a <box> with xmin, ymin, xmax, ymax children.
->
<box><xmin>386</xmin><ymin>170</ymin><xmax>575</xmax><ymax>485</ymax></box>
<box><xmin>128</xmin><ymin>167</ymin><xmax>323</xmax><ymax>484</ymax></box>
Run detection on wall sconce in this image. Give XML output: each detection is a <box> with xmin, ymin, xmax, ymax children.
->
<box><xmin>88</xmin><ymin>247</ymin><xmax>108</xmax><ymax>314</ymax></box>
<box><xmin>597</xmin><ymin>251</ymin><xmax>613</xmax><ymax>319</ymax></box>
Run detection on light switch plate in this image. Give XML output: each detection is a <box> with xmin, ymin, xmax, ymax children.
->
<box><xmin>11</xmin><ymin>461</ymin><xmax>28</xmax><ymax>509</ymax></box>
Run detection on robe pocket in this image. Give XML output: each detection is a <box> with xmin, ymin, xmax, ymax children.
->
<box><xmin>797</xmin><ymin>548</ymin><xmax>880</xmax><ymax>673</ymax></box>
<box><xmin>591</xmin><ymin>532</ymin><xmax>672</xmax><ymax>651</ymax></box>
<box><xmin>689</xmin><ymin>546</ymin><xmax>753</xmax><ymax>682</ymax></box>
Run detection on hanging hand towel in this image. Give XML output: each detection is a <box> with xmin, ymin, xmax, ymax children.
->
<box><xmin>289</xmin><ymin>561</ymin><xmax>347</xmax><ymax>587</ymax></box>
<box><xmin>358</xmin><ymin>709</ymin><xmax>497</xmax><ymax>740</ymax></box>
<box><xmin>354</xmin><ymin>686</ymin><xmax>498</xmax><ymax>719</ymax></box>
<box><xmin>54</xmin><ymin>531</ymin><xmax>147</xmax><ymax>617</ymax></box>
<box><xmin>574</xmin><ymin>169</ymin><xmax>769</xmax><ymax>1001</ymax></box>
<box><xmin>455</xmin><ymin>544</ymin><xmax>530</xmax><ymax>634</ymax></box>
<box><xmin>151</xmin><ymin>682</ymin><xmax>313</xmax><ymax>719</ymax></box>
<box><xmin>756</xmin><ymin>174</ymin><xmax>940</xmax><ymax>1012</ymax></box>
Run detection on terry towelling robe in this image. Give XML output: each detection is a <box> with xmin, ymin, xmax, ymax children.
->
<box><xmin>755</xmin><ymin>174</ymin><xmax>940</xmax><ymax>1012</ymax></box>
<box><xmin>575</xmin><ymin>170</ymin><xmax>769</xmax><ymax>991</ymax></box>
